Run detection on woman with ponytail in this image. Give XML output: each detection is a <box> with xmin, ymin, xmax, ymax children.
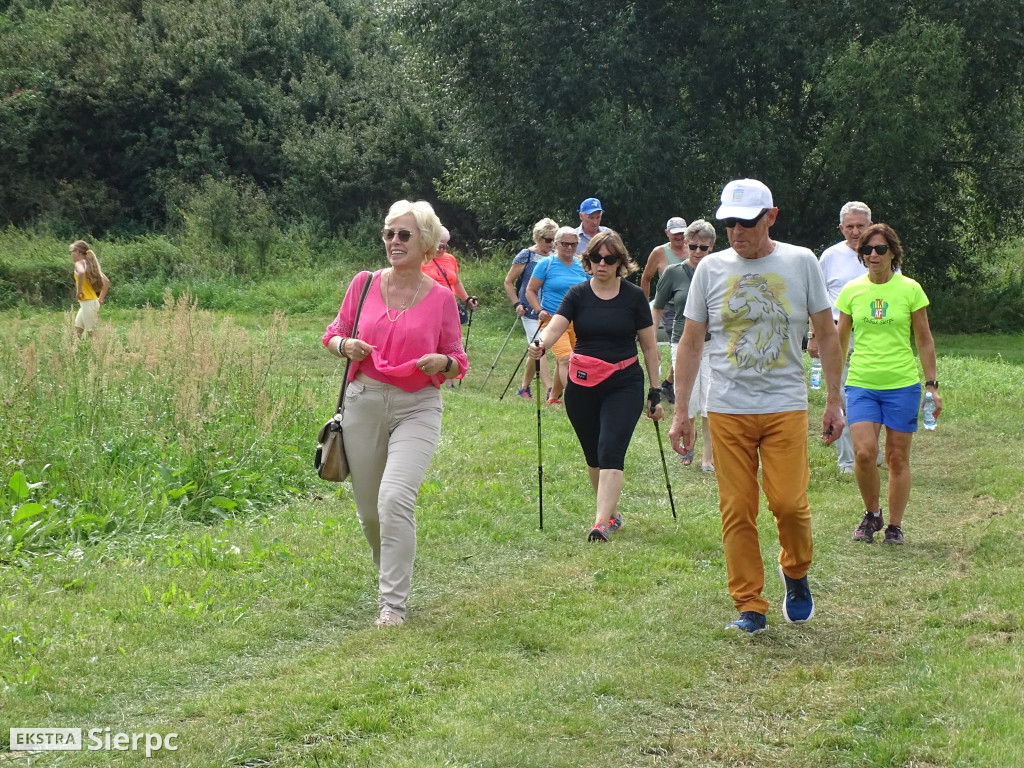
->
<box><xmin>70</xmin><ymin>240</ymin><xmax>109</xmax><ymax>335</ymax></box>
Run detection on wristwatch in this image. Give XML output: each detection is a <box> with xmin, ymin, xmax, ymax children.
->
<box><xmin>924</xmin><ymin>380</ymin><xmax>939</xmax><ymax>389</ymax></box>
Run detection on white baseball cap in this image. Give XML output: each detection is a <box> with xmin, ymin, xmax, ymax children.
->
<box><xmin>665</xmin><ymin>217</ymin><xmax>687</xmax><ymax>233</ymax></box>
<box><xmin>715</xmin><ymin>179</ymin><xmax>773</xmax><ymax>220</ymax></box>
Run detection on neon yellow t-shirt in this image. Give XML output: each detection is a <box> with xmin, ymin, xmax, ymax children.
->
<box><xmin>836</xmin><ymin>273</ymin><xmax>929</xmax><ymax>390</ymax></box>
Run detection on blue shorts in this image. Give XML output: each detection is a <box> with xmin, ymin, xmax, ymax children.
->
<box><xmin>846</xmin><ymin>384</ymin><xmax>920</xmax><ymax>433</ymax></box>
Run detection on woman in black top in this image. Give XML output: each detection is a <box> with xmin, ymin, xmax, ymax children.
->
<box><xmin>529</xmin><ymin>231</ymin><xmax>665</xmax><ymax>541</ymax></box>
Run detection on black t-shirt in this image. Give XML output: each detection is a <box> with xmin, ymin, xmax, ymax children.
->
<box><xmin>556</xmin><ymin>280</ymin><xmax>653</xmax><ymax>364</ymax></box>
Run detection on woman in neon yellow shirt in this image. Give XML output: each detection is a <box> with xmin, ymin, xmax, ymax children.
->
<box><xmin>836</xmin><ymin>224</ymin><xmax>941</xmax><ymax>546</ymax></box>
<box><xmin>70</xmin><ymin>240</ymin><xmax>110</xmax><ymax>336</ymax></box>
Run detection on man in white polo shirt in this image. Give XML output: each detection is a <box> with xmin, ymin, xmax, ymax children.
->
<box><xmin>809</xmin><ymin>201</ymin><xmax>872</xmax><ymax>473</ymax></box>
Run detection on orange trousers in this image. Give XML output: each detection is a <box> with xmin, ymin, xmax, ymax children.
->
<box><xmin>708</xmin><ymin>410</ymin><xmax>813</xmax><ymax>615</ymax></box>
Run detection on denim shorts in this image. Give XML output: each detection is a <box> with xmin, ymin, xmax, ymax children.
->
<box><xmin>846</xmin><ymin>383</ymin><xmax>921</xmax><ymax>433</ymax></box>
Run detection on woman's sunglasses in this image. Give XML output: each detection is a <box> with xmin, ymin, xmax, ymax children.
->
<box><xmin>381</xmin><ymin>228</ymin><xmax>414</xmax><ymax>242</ymax></box>
<box><xmin>590</xmin><ymin>253</ymin><xmax>620</xmax><ymax>265</ymax></box>
<box><xmin>688</xmin><ymin>244</ymin><xmax>711</xmax><ymax>252</ymax></box>
<box><xmin>858</xmin><ymin>244</ymin><xmax>890</xmax><ymax>256</ymax></box>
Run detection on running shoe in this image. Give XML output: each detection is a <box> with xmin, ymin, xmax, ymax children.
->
<box><xmin>587</xmin><ymin>523</ymin><xmax>609</xmax><ymax>542</ymax></box>
<box><xmin>516</xmin><ymin>387</ymin><xmax>532</xmax><ymax>399</ymax></box>
<box><xmin>607</xmin><ymin>514</ymin><xmax>623</xmax><ymax>534</ymax></box>
<box><xmin>852</xmin><ymin>509</ymin><xmax>885</xmax><ymax>543</ymax></box>
<box><xmin>883</xmin><ymin>524</ymin><xmax>904</xmax><ymax>545</ymax></box>
<box><xmin>778</xmin><ymin>564</ymin><xmax>815</xmax><ymax>624</ymax></box>
<box><xmin>725</xmin><ymin>611</ymin><xmax>767</xmax><ymax>634</ymax></box>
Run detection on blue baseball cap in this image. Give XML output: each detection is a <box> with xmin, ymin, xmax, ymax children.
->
<box><xmin>578</xmin><ymin>198</ymin><xmax>603</xmax><ymax>214</ymax></box>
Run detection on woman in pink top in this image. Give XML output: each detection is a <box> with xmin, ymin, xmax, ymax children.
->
<box><xmin>322</xmin><ymin>200</ymin><xmax>467</xmax><ymax>628</ymax></box>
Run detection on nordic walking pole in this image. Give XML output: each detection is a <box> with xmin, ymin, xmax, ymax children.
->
<box><xmin>480</xmin><ymin>315</ymin><xmax>520</xmax><ymax>391</ymax></box>
<box><xmin>499</xmin><ymin>324</ymin><xmax>542</xmax><ymax>401</ymax></box>
<box><xmin>534</xmin><ymin>352</ymin><xmax>544</xmax><ymax>530</ymax></box>
<box><xmin>458</xmin><ymin>299</ymin><xmax>476</xmax><ymax>388</ymax></box>
<box><xmin>652</xmin><ymin>408</ymin><xmax>677</xmax><ymax>520</ymax></box>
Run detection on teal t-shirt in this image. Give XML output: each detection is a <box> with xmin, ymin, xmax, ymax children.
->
<box><xmin>836</xmin><ymin>273</ymin><xmax>929</xmax><ymax>390</ymax></box>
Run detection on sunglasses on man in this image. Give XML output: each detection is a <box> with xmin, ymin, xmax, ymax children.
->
<box><xmin>721</xmin><ymin>209</ymin><xmax>769</xmax><ymax>229</ymax></box>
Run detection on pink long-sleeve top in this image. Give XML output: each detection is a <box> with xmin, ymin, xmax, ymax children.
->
<box><xmin>322</xmin><ymin>270</ymin><xmax>468</xmax><ymax>392</ymax></box>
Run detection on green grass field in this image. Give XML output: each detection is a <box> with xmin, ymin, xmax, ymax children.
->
<box><xmin>2</xmin><ymin>307</ymin><xmax>1023</xmax><ymax>767</ymax></box>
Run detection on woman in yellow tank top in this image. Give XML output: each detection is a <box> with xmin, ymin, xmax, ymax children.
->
<box><xmin>70</xmin><ymin>240</ymin><xmax>109</xmax><ymax>336</ymax></box>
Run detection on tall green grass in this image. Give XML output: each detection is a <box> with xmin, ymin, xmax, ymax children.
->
<box><xmin>0</xmin><ymin>295</ymin><xmax>320</xmax><ymax>560</ymax></box>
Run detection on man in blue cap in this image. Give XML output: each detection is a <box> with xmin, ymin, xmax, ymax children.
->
<box><xmin>575</xmin><ymin>197</ymin><xmax>609</xmax><ymax>255</ymax></box>
<box><xmin>669</xmin><ymin>178</ymin><xmax>846</xmax><ymax>635</ymax></box>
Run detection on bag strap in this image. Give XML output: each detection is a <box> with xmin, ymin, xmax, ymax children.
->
<box><xmin>334</xmin><ymin>271</ymin><xmax>375</xmax><ymax>416</ymax></box>
<box><xmin>431</xmin><ymin>258</ymin><xmax>454</xmax><ymax>291</ymax></box>
<box><xmin>681</xmin><ymin>262</ymin><xmax>695</xmax><ymax>282</ymax></box>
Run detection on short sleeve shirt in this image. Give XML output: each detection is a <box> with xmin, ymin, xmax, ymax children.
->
<box><xmin>556</xmin><ymin>280</ymin><xmax>653</xmax><ymax>363</ymax></box>
<box><xmin>652</xmin><ymin>262</ymin><xmax>695</xmax><ymax>344</ymax></box>
<box><xmin>683</xmin><ymin>241</ymin><xmax>830</xmax><ymax>414</ymax></box>
<box><xmin>532</xmin><ymin>255</ymin><xmax>589</xmax><ymax>314</ymax></box>
<box><xmin>512</xmin><ymin>248</ymin><xmax>543</xmax><ymax>319</ymax></box>
<box><xmin>836</xmin><ymin>273</ymin><xmax>929</xmax><ymax>390</ymax></box>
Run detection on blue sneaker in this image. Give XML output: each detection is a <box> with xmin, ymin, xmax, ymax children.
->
<box><xmin>725</xmin><ymin>611</ymin><xmax>767</xmax><ymax>634</ymax></box>
<box><xmin>778</xmin><ymin>564</ymin><xmax>815</xmax><ymax>624</ymax></box>
<box><xmin>606</xmin><ymin>513</ymin><xmax>623</xmax><ymax>533</ymax></box>
<box><xmin>516</xmin><ymin>387</ymin><xmax>532</xmax><ymax>399</ymax></box>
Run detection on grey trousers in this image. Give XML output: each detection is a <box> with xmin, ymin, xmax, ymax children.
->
<box><xmin>341</xmin><ymin>377</ymin><xmax>443</xmax><ymax>618</ymax></box>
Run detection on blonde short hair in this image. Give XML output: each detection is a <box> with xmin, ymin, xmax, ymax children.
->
<box><xmin>385</xmin><ymin>200</ymin><xmax>443</xmax><ymax>262</ymax></box>
<box><xmin>532</xmin><ymin>218</ymin><xmax>558</xmax><ymax>244</ymax></box>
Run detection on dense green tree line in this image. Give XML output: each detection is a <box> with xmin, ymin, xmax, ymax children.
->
<box><xmin>414</xmin><ymin>0</ymin><xmax>1024</xmax><ymax>281</ymax></box>
<box><xmin>0</xmin><ymin>0</ymin><xmax>440</xmax><ymax>235</ymax></box>
<box><xmin>2</xmin><ymin>0</ymin><xmax>1023</xmax><ymax>289</ymax></box>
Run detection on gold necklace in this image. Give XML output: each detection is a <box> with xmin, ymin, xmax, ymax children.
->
<box><xmin>385</xmin><ymin>270</ymin><xmax>425</xmax><ymax>323</ymax></box>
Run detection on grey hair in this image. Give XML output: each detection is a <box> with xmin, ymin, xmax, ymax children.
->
<box><xmin>554</xmin><ymin>226</ymin><xmax>578</xmax><ymax>243</ymax></box>
<box><xmin>684</xmin><ymin>219</ymin><xmax>717</xmax><ymax>243</ymax></box>
<box><xmin>839</xmin><ymin>201</ymin><xmax>872</xmax><ymax>223</ymax></box>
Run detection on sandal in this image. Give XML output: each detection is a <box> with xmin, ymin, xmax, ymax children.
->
<box><xmin>680</xmin><ymin>447</ymin><xmax>695</xmax><ymax>467</ymax></box>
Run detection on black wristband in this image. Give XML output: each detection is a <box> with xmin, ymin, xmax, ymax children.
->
<box><xmin>444</xmin><ymin>355</ymin><xmax>454</xmax><ymax>373</ymax></box>
<box><xmin>647</xmin><ymin>387</ymin><xmax>662</xmax><ymax>407</ymax></box>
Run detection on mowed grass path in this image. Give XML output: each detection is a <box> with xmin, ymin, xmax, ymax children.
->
<box><xmin>2</xmin><ymin>312</ymin><xmax>1023</xmax><ymax>767</ymax></box>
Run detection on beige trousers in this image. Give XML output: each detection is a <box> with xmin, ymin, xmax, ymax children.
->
<box><xmin>341</xmin><ymin>377</ymin><xmax>443</xmax><ymax>619</ymax></box>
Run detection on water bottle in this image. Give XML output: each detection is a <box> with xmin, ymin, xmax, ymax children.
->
<box><xmin>922</xmin><ymin>392</ymin><xmax>937</xmax><ymax>430</ymax></box>
<box><xmin>809</xmin><ymin>358</ymin><xmax>822</xmax><ymax>390</ymax></box>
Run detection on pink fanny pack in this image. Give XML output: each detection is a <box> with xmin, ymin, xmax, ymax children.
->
<box><xmin>568</xmin><ymin>353</ymin><xmax>638</xmax><ymax>387</ymax></box>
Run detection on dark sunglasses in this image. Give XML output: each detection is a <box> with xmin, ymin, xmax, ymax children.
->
<box><xmin>381</xmin><ymin>228</ymin><xmax>414</xmax><ymax>242</ymax></box>
<box><xmin>688</xmin><ymin>244</ymin><xmax>711</xmax><ymax>252</ymax></box>
<box><xmin>858</xmin><ymin>244</ymin><xmax>890</xmax><ymax>256</ymax></box>
<box><xmin>541</xmin><ymin>237</ymin><xmax>554</xmax><ymax>244</ymax></box>
<box><xmin>558</xmin><ymin>240</ymin><xmax>578</xmax><ymax>247</ymax></box>
<box><xmin>722</xmin><ymin>209</ymin><xmax>769</xmax><ymax>229</ymax></box>
<box><xmin>590</xmin><ymin>253</ymin><xmax>620</xmax><ymax>265</ymax></box>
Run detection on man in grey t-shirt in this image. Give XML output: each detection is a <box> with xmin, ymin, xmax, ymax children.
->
<box><xmin>669</xmin><ymin>179</ymin><xmax>845</xmax><ymax>635</ymax></box>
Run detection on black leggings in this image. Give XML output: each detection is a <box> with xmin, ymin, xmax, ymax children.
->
<box><xmin>563</xmin><ymin>363</ymin><xmax>645</xmax><ymax>471</ymax></box>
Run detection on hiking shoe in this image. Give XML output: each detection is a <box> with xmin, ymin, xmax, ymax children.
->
<box><xmin>661</xmin><ymin>379</ymin><xmax>675</xmax><ymax>405</ymax></box>
<box><xmin>516</xmin><ymin>387</ymin><xmax>532</xmax><ymax>399</ymax></box>
<box><xmin>852</xmin><ymin>510</ymin><xmax>884</xmax><ymax>543</ymax></box>
<box><xmin>778</xmin><ymin>564</ymin><xmax>815</xmax><ymax>624</ymax></box>
<box><xmin>725</xmin><ymin>611</ymin><xmax>767</xmax><ymax>634</ymax></box>
<box><xmin>883</xmin><ymin>524</ymin><xmax>904</xmax><ymax>545</ymax></box>
<box><xmin>375</xmin><ymin>605</ymin><xmax>405</xmax><ymax>628</ymax></box>
<box><xmin>587</xmin><ymin>523</ymin><xmax>609</xmax><ymax>542</ymax></box>
<box><xmin>606</xmin><ymin>514</ymin><xmax>623</xmax><ymax>534</ymax></box>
